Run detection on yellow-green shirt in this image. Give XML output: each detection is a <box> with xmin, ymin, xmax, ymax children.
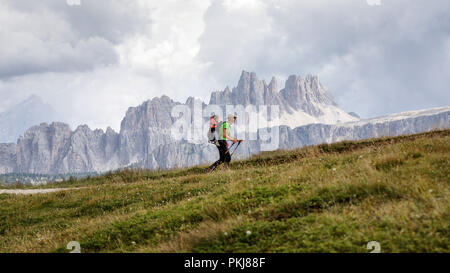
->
<box><xmin>218</xmin><ymin>122</ymin><xmax>230</xmax><ymax>140</ymax></box>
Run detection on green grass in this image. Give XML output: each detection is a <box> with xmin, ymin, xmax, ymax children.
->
<box><xmin>0</xmin><ymin>130</ymin><xmax>449</xmax><ymax>253</ymax></box>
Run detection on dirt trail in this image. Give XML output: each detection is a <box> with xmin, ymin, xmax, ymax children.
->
<box><xmin>0</xmin><ymin>188</ymin><xmax>81</xmax><ymax>195</ymax></box>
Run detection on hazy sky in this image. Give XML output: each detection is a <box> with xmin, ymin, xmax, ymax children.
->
<box><xmin>0</xmin><ymin>0</ymin><xmax>449</xmax><ymax>131</ymax></box>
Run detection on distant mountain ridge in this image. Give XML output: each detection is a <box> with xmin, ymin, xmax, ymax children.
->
<box><xmin>0</xmin><ymin>95</ymin><xmax>61</xmax><ymax>143</ymax></box>
<box><xmin>0</xmin><ymin>71</ymin><xmax>449</xmax><ymax>175</ymax></box>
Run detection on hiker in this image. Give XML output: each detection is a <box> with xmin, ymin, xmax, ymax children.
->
<box><xmin>207</xmin><ymin>114</ymin><xmax>220</xmax><ymax>146</ymax></box>
<box><xmin>207</xmin><ymin>114</ymin><xmax>243</xmax><ymax>172</ymax></box>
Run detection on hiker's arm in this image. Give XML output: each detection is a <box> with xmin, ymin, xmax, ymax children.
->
<box><xmin>223</xmin><ymin>128</ymin><xmax>237</xmax><ymax>143</ymax></box>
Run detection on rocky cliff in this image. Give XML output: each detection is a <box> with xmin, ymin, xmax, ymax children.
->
<box><xmin>0</xmin><ymin>143</ymin><xmax>17</xmax><ymax>174</ymax></box>
<box><xmin>10</xmin><ymin>123</ymin><xmax>120</xmax><ymax>174</ymax></box>
<box><xmin>0</xmin><ymin>71</ymin><xmax>448</xmax><ymax>175</ymax></box>
<box><xmin>142</xmin><ymin>107</ymin><xmax>450</xmax><ymax>169</ymax></box>
<box><xmin>209</xmin><ymin>71</ymin><xmax>357</xmax><ymax>127</ymax></box>
<box><xmin>119</xmin><ymin>95</ymin><xmax>180</xmax><ymax>166</ymax></box>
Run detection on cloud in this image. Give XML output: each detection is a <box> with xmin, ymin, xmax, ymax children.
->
<box><xmin>197</xmin><ymin>0</ymin><xmax>450</xmax><ymax>117</ymax></box>
<box><xmin>0</xmin><ymin>0</ymin><xmax>213</xmax><ymax>131</ymax></box>
<box><xmin>0</xmin><ymin>0</ymin><xmax>147</xmax><ymax>78</ymax></box>
<box><xmin>0</xmin><ymin>0</ymin><xmax>449</xmax><ymax>134</ymax></box>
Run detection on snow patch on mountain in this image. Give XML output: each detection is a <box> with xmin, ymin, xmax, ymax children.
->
<box><xmin>279</xmin><ymin>103</ymin><xmax>358</xmax><ymax>128</ymax></box>
<box><xmin>340</xmin><ymin>106</ymin><xmax>450</xmax><ymax>127</ymax></box>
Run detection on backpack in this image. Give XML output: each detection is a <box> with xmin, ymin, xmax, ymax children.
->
<box><xmin>207</xmin><ymin>116</ymin><xmax>221</xmax><ymax>146</ymax></box>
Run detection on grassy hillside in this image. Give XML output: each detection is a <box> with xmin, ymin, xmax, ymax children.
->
<box><xmin>0</xmin><ymin>130</ymin><xmax>448</xmax><ymax>253</ymax></box>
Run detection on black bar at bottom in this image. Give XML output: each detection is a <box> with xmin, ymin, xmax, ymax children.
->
<box><xmin>0</xmin><ymin>253</ymin><xmax>446</xmax><ymax>272</ymax></box>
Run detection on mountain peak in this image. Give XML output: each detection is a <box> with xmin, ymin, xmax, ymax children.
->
<box><xmin>237</xmin><ymin>70</ymin><xmax>258</xmax><ymax>90</ymax></box>
<box><xmin>208</xmin><ymin>71</ymin><xmax>344</xmax><ymax>118</ymax></box>
<box><xmin>269</xmin><ymin>76</ymin><xmax>277</xmax><ymax>85</ymax></box>
<box><xmin>16</xmin><ymin>95</ymin><xmax>47</xmax><ymax>109</ymax></box>
<box><xmin>239</xmin><ymin>70</ymin><xmax>252</xmax><ymax>79</ymax></box>
<box><xmin>23</xmin><ymin>94</ymin><xmax>42</xmax><ymax>102</ymax></box>
<box><xmin>0</xmin><ymin>95</ymin><xmax>61</xmax><ymax>143</ymax></box>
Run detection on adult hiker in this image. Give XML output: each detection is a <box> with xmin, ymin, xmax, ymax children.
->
<box><xmin>207</xmin><ymin>114</ymin><xmax>243</xmax><ymax>172</ymax></box>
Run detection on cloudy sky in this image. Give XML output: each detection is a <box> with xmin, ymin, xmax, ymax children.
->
<box><xmin>0</xmin><ymin>0</ymin><xmax>449</xmax><ymax>131</ymax></box>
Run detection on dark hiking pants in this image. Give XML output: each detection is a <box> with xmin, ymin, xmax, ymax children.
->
<box><xmin>209</xmin><ymin>140</ymin><xmax>231</xmax><ymax>170</ymax></box>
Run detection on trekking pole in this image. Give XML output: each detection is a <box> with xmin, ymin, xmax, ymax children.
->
<box><xmin>230</xmin><ymin>141</ymin><xmax>242</xmax><ymax>157</ymax></box>
<box><xmin>225</xmin><ymin>142</ymin><xmax>235</xmax><ymax>155</ymax></box>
